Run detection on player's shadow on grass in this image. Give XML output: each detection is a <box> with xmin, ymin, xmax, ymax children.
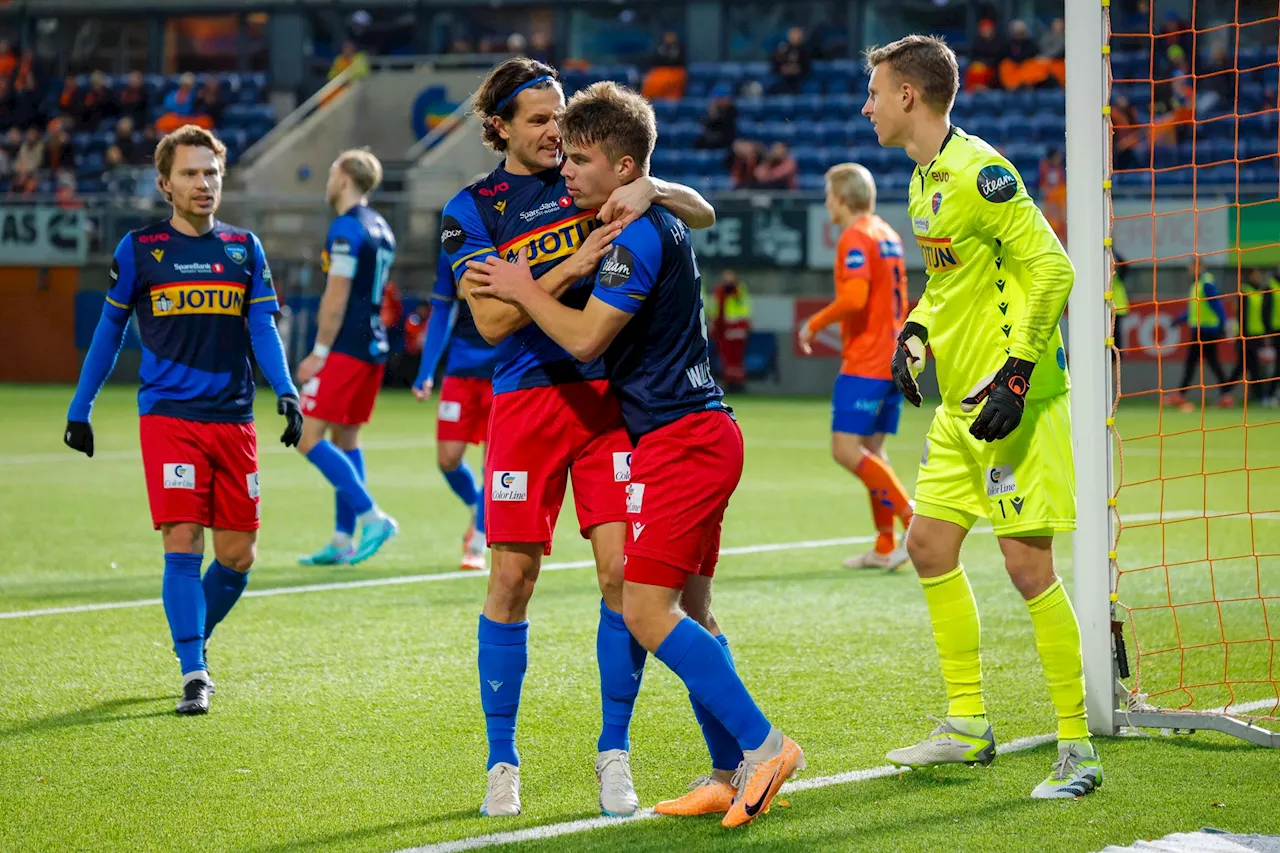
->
<box><xmin>244</xmin><ymin>808</ymin><xmax>520</xmax><ymax>853</ymax></box>
<box><xmin>0</xmin><ymin>696</ymin><xmax>173</xmax><ymax>740</ymax></box>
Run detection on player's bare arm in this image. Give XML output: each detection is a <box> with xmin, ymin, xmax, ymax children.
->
<box><xmin>600</xmin><ymin>176</ymin><xmax>715</xmax><ymax>229</ymax></box>
<box><xmin>297</xmin><ymin>273</ymin><xmax>352</xmax><ymax>384</ymax></box>
<box><xmin>462</xmin><ymin>220</ymin><xmax>623</xmax><ymax>344</ymax></box>
<box><xmin>469</xmin><ymin>249</ymin><xmax>631</xmax><ymax>361</ymax></box>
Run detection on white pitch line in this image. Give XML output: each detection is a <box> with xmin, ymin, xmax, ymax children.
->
<box><xmin>395</xmin><ymin>733</ymin><xmax>1059</xmax><ymax>853</ymax></box>
<box><xmin>0</xmin><ymin>509</ymin><xmax>1227</xmax><ymax>622</ymax></box>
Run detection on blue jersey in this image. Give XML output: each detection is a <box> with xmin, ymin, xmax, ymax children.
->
<box><xmin>590</xmin><ymin>206</ymin><xmax>726</xmax><ymax>438</ymax></box>
<box><xmin>104</xmin><ymin>219</ymin><xmax>280</xmax><ymax>423</ymax></box>
<box><xmin>440</xmin><ymin>165</ymin><xmax>605</xmax><ymax>394</ymax></box>
<box><xmin>430</xmin><ymin>251</ymin><xmax>498</xmax><ymax>379</ymax></box>
<box><xmin>323</xmin><ymin>204</ymin><xmax>396</xmax><ymax>364</ymax></box>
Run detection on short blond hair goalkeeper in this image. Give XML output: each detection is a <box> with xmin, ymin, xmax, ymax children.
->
<box><xmin>863</xmin><ymin>34</ymin><xmax>1103</xmax><ymax>800</ymax></box>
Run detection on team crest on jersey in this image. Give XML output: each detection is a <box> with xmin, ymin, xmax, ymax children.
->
<box><xmin>931</xmin><ymin>192</ymin><xmax>943</xmax><ymax>214</ymax></box>
<box><xmin>225</xmin><ymin>244</ymin><xmax>247</xmax><ymax>264</ymax></box>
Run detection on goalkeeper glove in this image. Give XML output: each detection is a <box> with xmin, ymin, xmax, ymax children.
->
<box><xmin>892</xmin><ymin>322</ymin><xmax>928</xmax><ymax>407</ymax></box>
<box><xmin>64</xmin><ymin>420</ymin><xmax>94</xmax><ymax>457</ymax></box>
<box><xmin>278</xmin><ymin>394</ymin><xmax>304</xmax><ymax>448</ymax></box>
<box><xmin>961</xmin><ymin>357</ymin><xmax>1034</xmax><ymax>442</ymax></box>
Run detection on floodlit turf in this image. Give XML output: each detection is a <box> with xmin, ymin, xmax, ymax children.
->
<box><xmin>1</xmin><ymin>385</ymin><xmax>1277</xmax><ymax>853</ymax></box>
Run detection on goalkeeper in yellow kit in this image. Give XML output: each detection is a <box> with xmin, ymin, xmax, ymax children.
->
<box><xmin>862</xmin><ymin>34</ymin><xmax>1103</xmax><ymax>799</ymax></box>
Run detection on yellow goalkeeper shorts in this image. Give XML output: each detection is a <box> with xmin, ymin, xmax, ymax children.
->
<box><xmin>913</xmin><ymin>391</ymin><xmax>1076</xmax><ymax>536</ymax></box>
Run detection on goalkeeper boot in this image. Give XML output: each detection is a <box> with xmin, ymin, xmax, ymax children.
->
<box><xmin>886</xmin><ymin>715</ymin><xmax>996</xmax><ymax>768</ymax></box>
<box><xmin>722</xmin><ymin>730</ymin><xmax>805</xmax><ymax>828</ymax></box>
<box><xmin>480</xmin><ymin>762</ymin><xmax>521</xmax><ymax>817</ymax></box>
<box><xmin>596</xmin><ymin>749</ymin><xmax>639</xmax><ymax>817</ymax></box>
<box><xmin>175</xmin><ymin>671</ymin><xmax>211</xmax><ymax>716</ymax></box>
<box><xmin>461</xmin><ymin>523</ymin><xmax>486</xmax><ymax>571</ymax></box>
<box><xmin>299</xmin><ymin>542</ymin><xmax>354</xmax><ymax>566</ymax></box>
<box><xmin>844</xmin><ymin>542</ymin><xmax>911</xmax><ymax>572</ymax></box>
<box><xmin>1031</xmin><ymin>741</ymin><xmax>1103</xmax><ymax>799</ymax></box>
<box><xmin>349</xmin><ymin>515</ymin><xmax>399</xmax><ymax>565</ymax></box>
<box><xmin>655</xmin><ymin>775</ymin><xmax>737</xmax><ymax>816</ymax></box>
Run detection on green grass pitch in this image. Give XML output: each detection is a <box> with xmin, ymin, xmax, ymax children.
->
<box><xmin>2</xmin><ymin>385</ymin><xmax>1278</xmax><ymax>853</ymax></box>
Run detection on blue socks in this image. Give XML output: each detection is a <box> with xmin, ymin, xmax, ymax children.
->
<box><xmin>478</xmin><ymin>615</ymin><xmax>528</xmax><ymax>769</ymax></box>
<box><xmin>162</xmin><ymin>553</ymin><xmax>206</xmax><ymax>674</ymax></box>
<box><xmin>655</xmin><ymin>617</ymin><xmax>772</xmax><ymax>753</ymax></box>
<box><xmin>596</xmin><ymin>600</ymin><xmax>647</xmax><ymax>753</ymax></box>
<box><xmin>443</xmin><ymin>461</ymin><xmax>479</xmax><ymax>508</ymax></box>
<box><xmin>306</xmin><ymin>439</ymin><xmax>375</xmax><ymax>518</ymax></box>
<box><xmin>334</xmin><ymin>447</ymin><xmax>365</xmax><ymax>538</ymax></box>
<box><xmin>475</xmin><ymin>469</ymin><xmax>486</xmax><ymax>535</ymax></box>
<box><xmin>202</xmin><ymin>560</ymin><xmax>248</xmax><ymax>641</ymax></box>
<box><xmin>690</xmin><ymin>634</ymin><xmax>744</xmax><ymax>771</ymax></box>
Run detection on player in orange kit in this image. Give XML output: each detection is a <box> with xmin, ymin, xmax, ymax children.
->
<box><xmin>799</xmin><ymin>162</ymin><xmax>914</xmax><ymax>569</ymax></box>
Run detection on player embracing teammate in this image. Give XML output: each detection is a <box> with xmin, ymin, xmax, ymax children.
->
<box><xmin>468</xmin><ymin>80</ymin><xmax>803</xmax><ymax>828</ymax></box>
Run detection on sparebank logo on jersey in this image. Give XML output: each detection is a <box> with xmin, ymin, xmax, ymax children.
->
<box><xmin>986</xmin><ymin>464</ymin><xmax>1017</xmax><ymax>497</ymax></box>
<box><xmin>519</xmin><ymin>198</ymin><xmax>574</xmax><ymax>223</ymax></box>
<box><xmin>492</xmin><ymin>470</ymin><xmax>528</xmax><ymax>502</ymax></box>
<box><xmin>916</xmin><ymin>236</ymin><xmax>964</xmax><ymax>273</ymax></box>
<box><xmin>501</xmin><ymin>212</ymin><xmax>598</xmax><ymax>265</ymax></box>
<box><xmin>151</xmin><ymin>283</ymin><xmax>246</xmax><ymax>316</ymax></box>
<box><xmin>172</xmin><ymin>261</ymin><xmax>225</xmax><ymax>275</ymax></box>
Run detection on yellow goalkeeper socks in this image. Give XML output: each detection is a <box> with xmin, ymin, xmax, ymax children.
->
<box><xmin>921</xmin><ymin>566</ymin><xmax>985</xmax><ymax>719</ymax></box>
<box><xmin>1027</xmin><ymin>579</ymin><xmax>1090</xmax><ymax>742</ymax></box>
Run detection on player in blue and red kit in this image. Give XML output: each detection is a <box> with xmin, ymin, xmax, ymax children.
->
<box><xmin>442</xmin><ymin>57</ymin><xmax>716</xmax><ymax>818</ymax></box>
<box><xmin>64</xmin><ymin>125</ymin><xmax>303</xmax><ymax>715</ymax></box>
<box><xmin>413</xmin><ymin>248</ymin><xmax>498</xmax><ymax>571</ymax></box>
<box><xmin>469</xmin><ymin>81</ymin><xmax>803</xmax><ymax>829</ymax></box>
<box><xmin>294</xmin><ymin>149</ymin><xmax>398</xmax><ymax>566</ymax></box>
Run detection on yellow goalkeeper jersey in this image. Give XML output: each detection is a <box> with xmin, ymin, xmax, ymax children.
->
<box><xmin>906</xmin><ymin>128</ymin><xmax>1073</xmax><ymax>412</ymax></box>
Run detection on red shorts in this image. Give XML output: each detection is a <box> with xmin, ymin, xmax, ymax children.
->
<box><xmin>623</xmin><ymin>410</ymin><xmax>744</xmax><ymax>589</ymax></box>
<box><xmin>484</xmin><ymin>379</ymin><xmax>632</xmax><ymax>553</ymax></box>
<box><xmin>300</xmin><ymin>351</ymin><xmax>384</xmax><ymax>425</ymax></box>
<box><xmin>436</xmin><ymin>376</ymin><xmax>493</xmax><ymax>445</ymax></box>
<box><xmin>139</xmin><ymin>415</ymin><xmax>260</xmax><ymax>531</ymax></box>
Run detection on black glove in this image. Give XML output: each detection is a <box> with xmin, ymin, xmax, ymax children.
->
<box><xmin>278</xmin><ymin>394</ymin><xmax>304</xmax><ymax>448</ymax></box>
<box><xmin>962</xmin><ymin>357</ymin><xmax>1035</xmax><ymax>442</ymax></box>
<box><xmin>891</xmin><ymin>322</ymin><xmax>928</xmax><ymax>407</ymax></box>
<box><xmin>64</xmin><ymin>420</ymin><xmax>94</xmax><ymax>457</ymax></box>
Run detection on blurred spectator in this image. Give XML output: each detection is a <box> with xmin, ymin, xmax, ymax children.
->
<box><xmin>1038</xmin><ymin>147</ymin><xmax>1066</xmax><ymax>240</ymax></box>
<box><xmin>54</xmin><ymin>170</ymin><xmax>79</xmax><ymax>207</ymax></box>
<box><xmin>1152</xmin><ymin>45</ymin><xmax>1194</xmax><ymax>146</ymax></box>
<box><xmin>135</xmin><ymin>124</ymin><xmax>159</xmax><ymax>165</ymax></box>
<box><xmin>1111</xmin><ymin>94</ymin><xmax>1143</xmax><ymax>170</ymax></box>
<box><xmin>1001</xmin><ymin>19</ymin><xmax>1066</xmax><ymax>89</ymax></box>
<box><xmin>1197</xmin><ymin>43</ymin><xmax>1234</xmax><ymax>113</ymax></box>
<box><xmin>0</xmin><ymin>134</ymin><xmax>12</xmax><ymax>181</ymax></box>
<box><xmin>1156</xmin><ymin>10</ymin><xmax>1193</xmax><ymax>71</ymax></box>
<box><xmin>102</xmin><ymin>145</ymin><xmax>134</xmax><ymax>195</ymax></box>
<box><xmin>116</xmin><ymin>71</ymin><xmax>149</xmax><ymax>127</ymax></box>
<box><xmin>15</xmin><ymin>128</ymin><xmax>44</xmax><ymax>174</ymax></box>
<box><xmin>0</xmin><ymin>39</ymin><xmax>15</xmax><ymax>79</ymax></box>
<box><xmin>158</xmin><ymin>74</ymin><xmax>209</xmax><ymax>132</ymax></box>
<box><xmin>694</xmin><ymin>96</ymin><xmax>737</xmax><ymax>150</ymax></box>
<box><xmin>113</xmin><ymin>117</ymin><xmax>138</xmax><ymax>162</ymax></box>
<box><xmin>10</xmin><ymin>72</ymin><xmax>42</xmax><ymax>128</ymax></box>
<box><xmin>44</xmin><ymin>127</ymin><xmax>75</xmax><ymax>173</ymax></box>
<box><xmin>998</xmin><ymin>20</ymin><xmax>1035</xmax><ymax>89</ymax></box>
<box><xmin>10</xmin><ymin>167</ymin><xmax>38</xmax><ymax>196</ymax></box>
<box><xmin>528</xmin><ymin>32</ymin><xmax>557</xmax><ymax>67</ymax></box>
<box><xmin>753</xmin><ymin>141</ymin><xmax>798</xmax><ymax>190</ymax></box>
<box><xmin>709</xmin><ymin>270</ymin><xmax>751</xmax><ymax>392</ymax></box>
<box><xmin>195</xmin><ymin>78</ymin><xmax>224</xmax><ymax>126</ymax></box>
<box><xmin>966</xmin><ymin>19</ymin><xmax>1007</xmax><ymax>90</ymax></box>
<box><xmin>506</xmin><ymin>33</ymin><xmax>527</xmax><ymax>54</ymax></box>
<box><xmin>772</xmin><ymin>27</ymin><xmax>812</xmax><ymax>94</ymax></box>
<box><xmin>643</xmin><ymin>32</ymin><xmax>687</xmax><ymax>101</ymax></box>
<box><xmin>448</xmin><ymin>38</ymin><xmax>473</xmax><ymax>54</ymax></box>
<box><xmin>0</xmin><ymin>76</ymin><xmax>13</xmax><ymax>127</ymax></box>
<box><xmin>72</xmin><ymin>71</ymin><xmax>115</xmax><ymax>130</ymax></box>
<box><xmin>15</xmin><ymin>48</ymin><xmax>37</xmax><ymax>86</ymax></box>
<box><xmin>476</xmin><ymin>37</ymin><xmax>498</xmax><ymax>54</ymax></box>
<box><xmin>730</xmin><ymin>139</ymin><xmax>764</xmax><ymax>188</ymax></box>
<box><xmin>329</xmin><ymin>40</ymin><xmax>370</xmax><ymax>83</ymax></box>
<box><xmin>1039</xmin><ymin>17</ymin><xmax>1065</xmax><ymax>60</ymax></box>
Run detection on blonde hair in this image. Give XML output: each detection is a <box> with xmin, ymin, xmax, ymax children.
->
<box><xmin>864</xmin><ymin>34</ymin><xmax>960</xmax><ymax>114</ymax></box>
<box><xmin>153</xmin><ymin>124</ymin><xmax>226</xmax><ymax>202</ymax></box>
<box><xmin>825</xmin><ymin>162</ymin><xmax>877</xmax><ymax>213</ymax></box>
<box><xmin>336</xmin><ymin>148</ymin><xmax>383</xmax><ymax>195</ymax></box>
